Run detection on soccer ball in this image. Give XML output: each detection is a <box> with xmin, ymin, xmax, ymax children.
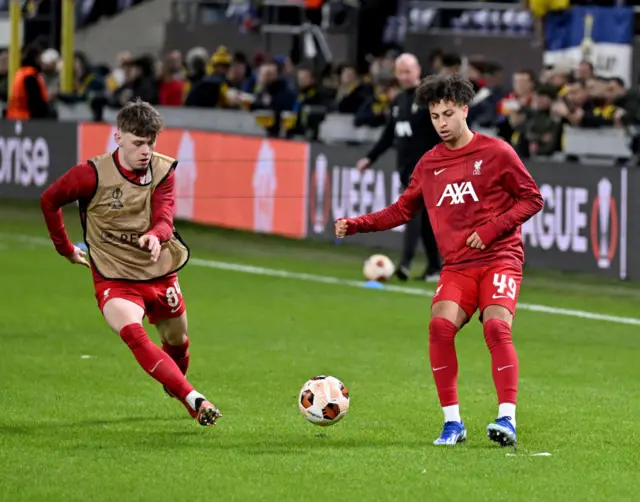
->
<box><xmin>298</xmin><ymin>375</ymin><xmax>350</xmax><ymax>426</ymax></box>
<box><xmin>362</xmin><ymin>254</ymin><xmax>395</xmax><ymax>282</ymax></box>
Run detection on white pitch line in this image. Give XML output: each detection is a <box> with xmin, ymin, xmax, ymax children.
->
<box><xmin>2</xmin><ymin>232</ymin><xmax>640</xmax><ymax>326</ymax></box>
<box><xmin>189</xmin><ymin>258</ymin><xmax>640</xmax><ymax>326</ymax></box>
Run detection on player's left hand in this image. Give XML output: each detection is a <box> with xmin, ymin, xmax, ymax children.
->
<box><xmin>466</xmin><ymin>232</ymin><xmax>486</xmax><ymax>250</ymax></box>
<box><xmin>139</xmin><ymin>234</ymin><xmax>161</xmax><ymax>262</ymax></box>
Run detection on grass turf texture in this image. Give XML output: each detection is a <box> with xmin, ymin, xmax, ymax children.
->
<box><xmin>0</xmin><ymin>202</ymin><xmax>638</xmax><ymax>501</ymax></box>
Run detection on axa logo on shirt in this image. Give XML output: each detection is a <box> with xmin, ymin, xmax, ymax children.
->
<box><xmin>331</xmin><ymin>165</ymin><xmax>405</xmax><ymax>232</ymax></box>
<box><xmin>436</xmin><ymin>182</ymin><xmax>479</xmax><ymax>206</ymax></box>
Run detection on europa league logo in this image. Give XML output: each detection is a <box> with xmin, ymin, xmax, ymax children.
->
<box><xmin>313</xmin><ymin>154</ymin><xmax>328</xmax><ymax>234</ymax></box>
<box><xmin>596</xmin><ymin>178</ymin><xmax>612</xmax><ymax>268</ymax></box>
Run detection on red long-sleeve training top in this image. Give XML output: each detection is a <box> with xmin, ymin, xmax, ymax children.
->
<box><xmin>345</xmin><ymin>133</ymin><xmax>544</xmax><ymax>270</ymax></box>
<box><xmin>40</xmin><ymin>149</ymin><xmax>176</xmax><ymax>283</ymax></box>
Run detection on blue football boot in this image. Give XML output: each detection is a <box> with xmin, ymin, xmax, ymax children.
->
<box><xmin>486</xmin><ymin>416</ymin><xmax>517</xmax><ymax>446</ymax></box>
<box><xmin>433</xmin><ymin>421</ymin><xmax>467</xmax><ymax>446</ymax></box>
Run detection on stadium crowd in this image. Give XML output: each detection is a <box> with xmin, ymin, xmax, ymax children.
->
<box><xmin>1</xmin><ymin>0</ymin><xmax>639</xmax><ymax>158</ymax></box>
<box><xmin>3</xmin><ymin>41</ymin><xmax>638</xmax><ymax>158</ymax></box>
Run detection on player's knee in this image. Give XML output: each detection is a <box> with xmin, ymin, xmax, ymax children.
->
<box><xmin>429</xmin><ymin>316</ymin><xmax>458</xmax><ymax>343</ymax></box>
<box><xmin>156</xmin><ymin>315</ymin><xmax>188</xmax><ymax>345</ymax></box>
<box><xmin>103</xmin><ymin>298</ymin><xmax>145</xmax><ymax>334</ymax></box>
<box><xmin>164</xmin><ymin>332</ymin><xmax>188</xmax><ymax>346</ymax></box>
<box><xmin>119</xmin><ymin>322</ymin><xmax>149</xmax><ymax>350</ymax></box>
<box><xmin>483</xmin><ymin>318</ymin><xmax>513</xmax><ymax>348</ymax></box>
<box><xmin>482</xmin><ymin>305</ymin><xmax>513</xmax><ymax>325</ymax></box>
<box><xmin>431</xmin><ymin>300</ymin><xmax>468</xmax><ymax>329</ymax></box>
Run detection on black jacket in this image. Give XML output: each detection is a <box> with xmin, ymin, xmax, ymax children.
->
<box><xmin>365</xmin><ymin>87</ymin><xmax>441</xmax><ymax>186</ymax></box>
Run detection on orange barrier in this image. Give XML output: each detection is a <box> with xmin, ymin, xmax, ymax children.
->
<box><xmin>78</xmin><ymin>123</ymin><xmax>309</xmax><ymax>239</ymax></box>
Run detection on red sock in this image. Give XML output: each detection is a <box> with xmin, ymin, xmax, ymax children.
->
<box><xmin>120</xmin><ymin>323</ymin><xmax>194</xmax><ymax>400</ymax></box>
<box><xmin>429</xmin><ymin>317</ymin><xmax>459</xmax><ymax>407</ymax></box>
<box><xmin>162</xmin><ymin>337</ymin><xmax>190</xmax><ymax>375</ymax></box>
<box><xmin>483</xmin><ymin>319</ymin><xmax>518</xmax><ymax>405</ymax></box>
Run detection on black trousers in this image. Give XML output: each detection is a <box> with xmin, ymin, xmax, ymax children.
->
<box><xmin>399</xmin><ymin>205</ymin><xmax>441</xmax><ymax>273</ymax></box>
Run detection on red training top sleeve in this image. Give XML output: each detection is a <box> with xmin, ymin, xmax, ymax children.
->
<box><xmin>475</xmin><ymin>144</ymin><xmax>544</xmax><ymax>246</ymax></box>
<box><xmin>345</xmin><ymin>166</ymin><xmax>424</xmax><ymax>235</ymax></box>
<box><xmin>147</xmin><ymin>169</ymin><xmax>176</xmax><ymax>242</ymax></box>
<box><xmin>40</xmin><ymin>163</ymin><xmax>97</xmax><ymax>256</ymax></box>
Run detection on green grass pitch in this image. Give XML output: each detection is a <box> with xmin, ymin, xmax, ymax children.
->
<box><xmin>0</xmin><ymin>202</ymin><xmax>639</xmax><ymax>501</ymax></box>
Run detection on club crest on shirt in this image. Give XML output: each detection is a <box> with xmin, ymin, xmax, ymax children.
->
<box><xmin>473</xmin><ymin>160</ymin><xmax>483</xmax><ymax>176</ymax></box>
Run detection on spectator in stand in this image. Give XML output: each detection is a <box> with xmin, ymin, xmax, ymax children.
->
<box><xmin>185</xmin><ymin>46</ymin><xmax>237</xmax><ymax>108</ymax></box>
<box><xmin>354</xmin><ymin>77</ymin><xmax>399</xmax><ymax>128</ymax></box>
<box><xmin>467</xmin><ymin>60</ymin><xmax>499</xmax><ymax>128</ymax></box>
<box><xmin>577</xmin><ymin>60</ymin><xmax>595</xmax><ymax>82</ymax></box>
<box><xmin>335</xmin><ymin>63</ymin><xmax>371</xmax><ymax>114</ymax></box>
<box><xmin>426</xmin><ymin>49</ymin><xmax>444</xmax><ymax>75</ymax></box>
<box><xmin>440</xmin><ymin>53</ymin><xmax>462</xmax><ymax>75</ymax></box>
<box><xmin>250</xmin><ymin>59</ymin><xmax>297</xmax><ymax>137</ymax></box>
<box><xmin>227</xmin><ymin>52</ymin><xmax>251</xmax><ymax>93</ymax></box>
<box><xmin>5</xmin><ymin>44</ymin><xmax>50</xmax><ymax>119</ymax></box>
<box><xmin>57</xmin><ymin>51</ymin><xmax>106</xmax><ymax>107</ymax></box>
<box><xmin>497</xmin><ymin>68</ymin><xmax>536</xmax><ymax>144</ymax></box>
<box><xmin>158</xmin><ymin>51</ymin><xmax>185</xmax><ymax>106</ymax></box>
<box><xmin>105</xmin><ymin>51</ymin><xmax>132</xmax><ymax>94</ymax></box>
<box><xmin>183</xmin><ymin>47</ymin><xmax>208</xmax><ymax>102</ymax></box>
<box><xmin>516</xmin><ymin>83</ymin><xmax>561</xmax><ymax>158</ymax></box>
<box><xmin>111</xmin><ymin>55</ymin><xmax>158</xmax><ymax>106</ymax></box>
<box><xmin>553</xmin><ymin>79</ymin><xmax>614</xmax><ymax>128</ymax></box>
<box><xmin>288</xmin><ymin>66</ymin><xmax>331</xmax><ymax>139</ymax></box>
<box><xmin>40</xmin><ymin>48</ymin><xmax>60</xmax><ymax>103</ymax></box>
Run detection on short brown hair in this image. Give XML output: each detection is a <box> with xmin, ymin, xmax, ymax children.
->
<box><xmin>415</xmin><ymin>73</ymin><xmax>475</xmax><ymax>108</ymax></box>
<box><xmin>116</xmin><ymin>98</ymin><xmax>164</xmax><ymax>139</ymax></box>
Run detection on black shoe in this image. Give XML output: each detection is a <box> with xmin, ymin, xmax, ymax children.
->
<box><xmin>395</xmin><ymin>265</ymin><xmax>410</xmax><ymax>281</ymax></box>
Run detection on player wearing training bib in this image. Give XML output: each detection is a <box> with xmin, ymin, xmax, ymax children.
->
<box><xmin>336</xmin><ymin>74</ymin><xmax>543</xmax><ymax>447</ymax></box>
<box><xmin>41</xmin><ymin>99</ymin><xmax>221</xmax><ymax>427</ymax></box>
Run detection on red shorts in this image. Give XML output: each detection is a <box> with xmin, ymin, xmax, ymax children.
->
<box><xmin>94</xmin><ymin>274</ymin><xmax>186</xmax><ymax>325</ymax></box>
<box><xmin>431</xmin><ymin>263</ymin><xmax>522</xmax><ymax>322</ymax></box>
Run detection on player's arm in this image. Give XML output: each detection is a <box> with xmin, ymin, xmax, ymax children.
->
<box><xmin>474</xmin><ymin>144</ymin><xmax>544</xmax><ymax>247</ymax></box>
<box><xmin>40</xmin><ymin>163</ymin><xmax>97</xmax><ymax>262</ymax></box>
<box><xmin>357</xmin><ymin>94</ymin><xmax>399</xmax><ymax>170</ymax></box>
<box><xmin>147</xmin><ymin>168</ymin><xmax>176</xmax><ymax>242</ymax></box>
<box><xmin>138</xmin><ymin>167</ymin><xmax>177</xmax><ymax>262</ymax></box>
<box><xmin>364</xmin><ymin>114</ymin><xmax>395</xmax><ymax>165</ymax></box>
<box><xmin>336</xmin><ymin>164</ymin><xmax>424</xmax><ymax>236</ymax></box>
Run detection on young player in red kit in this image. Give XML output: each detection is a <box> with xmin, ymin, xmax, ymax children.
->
<box><xmin>336</xmin><ymin>74</ymin><xmax>543</xmax><ymax>446</ymax></box>
<box><xmin>40</xmin><ymin>99</ymin><xmax>221</xmax><ymax>427</ymax></box>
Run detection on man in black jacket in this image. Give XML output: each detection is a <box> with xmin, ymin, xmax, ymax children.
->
<box><xmin>356</xmin><ymin>53</ymin><xmax>442</xmax><ymax>281</ymax></box>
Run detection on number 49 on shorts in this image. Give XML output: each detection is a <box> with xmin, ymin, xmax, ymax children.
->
<box><xmin>492</xmin><ymin>273</ymin><xmax>517</xmax><ymax>300</ymax></box>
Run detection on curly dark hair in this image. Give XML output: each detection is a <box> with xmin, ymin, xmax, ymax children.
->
<box><xmin>116</xmin><ymin>98</ymin><xmax>164</xmax><ymax>139</ymax></box>
<box><xmin>415</xmin><ymin>73</ymin><xmax>475</xmax><ymax>109</ymax></box>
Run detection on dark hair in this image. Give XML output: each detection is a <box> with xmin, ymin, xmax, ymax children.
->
<box><xmin>535</xmin><ymin>83</ymin><xmax>558</xmax><ymax>100</ymax></box>
<box><xmin>515</xmin><ymin>68</ymin><xmax>537</xmax><ymax>85</ymax></box>
<box><xmin>116</xmin><ymin>98</ymin><xmax>164</xmax><ymax>139</ymax></box>
<box><xmin>579</xmin><ymin>60</ymin><xmax>594</xmax><ymax>72</ymax></box>
<box><xmin>608</xmin><ymin>77</ymin><xmax>625</xmax><ymax>88</ymax></box>
<box><xmin>415</xmin><ymin>73</ymin><xmax>475</xmax><ymax>108</ymax></box>
<box><xmin>441</xmin><ymin>53</ymin><xmax>461</xmax><ymax>68</ymax></box>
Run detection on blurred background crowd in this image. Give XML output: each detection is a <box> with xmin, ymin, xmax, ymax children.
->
<box><xmin>2</xmin><ymin>0</ymin><xmax>640</xmax><ymax>159</ymax></box>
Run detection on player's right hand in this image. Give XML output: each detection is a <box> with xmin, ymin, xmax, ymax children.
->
<box><xmin>66</xmin><ymin>246</ymin><xmax>90</xmax><ymax>268</ymax></box>
<box><xmin>335</xmin><ymin>219</ymin><xmax>349</xmax><ymax>239</ymax></box>
<box><xmin>356</xmin><ymin>158</ymin><xmax>371</xmax><ymax>172</ymax></box>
